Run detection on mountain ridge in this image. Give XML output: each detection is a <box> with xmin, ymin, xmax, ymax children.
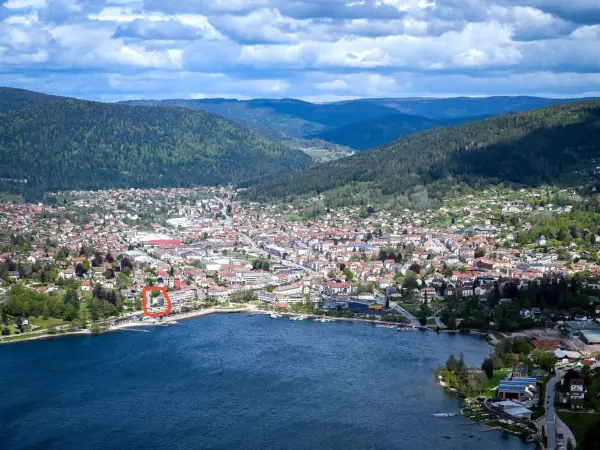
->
<box><xmin>240</xmin><ymin>100</ymin><xmax>600</xmax><ymax>208</ymax></box>
<box><xmin>0</xmin><ymin>90</ymin><xmax>312</xmax><ymax>200</ymax></box>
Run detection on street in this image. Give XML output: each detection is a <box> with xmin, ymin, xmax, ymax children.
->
<box><xmin>545</xmin><ymin>369</ymin><xmax>577</xmax><ymax>450</ymax></box>
<box><xmin>389</xmin><ymin>301</ymin><xmax>420</xmax><ymax>326</ymax></box>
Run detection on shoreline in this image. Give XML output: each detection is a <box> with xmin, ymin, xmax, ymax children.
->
<box><xmin>0</xmin><ymin>306</ymin><xmax>491</xmax><ymax>345</ymax></box>
<box><xmin>0</xmin><ymin>306</ymin><xmax>253</xmax><ymax>345</ymax></box>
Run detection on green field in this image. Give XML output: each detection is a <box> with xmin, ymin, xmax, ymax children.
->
<box><xmin>29</xmin><ymin>317</ymin><xmax>68</xmax><ymax>330</ymax></box>
<box><xmin>557</xmin><ymin>411</ymin><xmax>599</xmax><ymax>445</ymax></box>
<box><xmin>484</xmin><ymin>368</ymin><xmax>512</xmax><ymax>397</ymax></box>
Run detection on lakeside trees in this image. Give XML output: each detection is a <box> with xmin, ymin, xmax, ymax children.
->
<box><xmin>436</xmin><ymin>352</ymin><xmax>488</xmax><ymax>397</ymax></box>
<box><xmin>0</xmin><ymin>282</ymin><xmax>124</xmax><ymax>328</ymax></box>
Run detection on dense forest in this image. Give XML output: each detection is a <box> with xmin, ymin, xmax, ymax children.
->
<box><xmin>241</xmin><ymin>101</ymin><xmax>600</xmax><ymax>207</ymax></box>
<box><xmin>0</xmin><ymin>87</ymin><xmax>65</xmax><ymax>114</ymax></box>
<box><xmin>123</xmin><ymin>96</ymin><xmax>591</xmax><ymax>150</ymax></box>
<box><xmin>0</xmin><ymin>91</ymin><xmax>312</xmax><ymax>199</ymax></box>
<box><xmin>122</xmin><ymin>97</ymin><xmax>396</xmax><ymax>140</ymax></box>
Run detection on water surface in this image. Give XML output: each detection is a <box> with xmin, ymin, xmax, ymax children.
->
<box><xmin>0</xmin><ymin>314</ymin><xmax>533</xmax><ymax>449</ymax></box>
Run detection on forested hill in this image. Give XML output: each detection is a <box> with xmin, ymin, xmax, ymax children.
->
<box><xmin>0</xmin><ymin>97</ymin><xmax>312</xmax><ymax>197</ymax></box>
<box><xmin>122</xmin><ymin>98</ymin><xmax>395</xmax><ymax>140</ymax></box>
<box><xmin>307</xmin><ymin>113</ymin><xmax>490</xmax><ymax>150</ymax></box>
<box><xmin>0</xmin><ymin>87</ymin><xmax>66</xmax><ymax>114</ymax></box>
<box><xmin>241</xmin><ymin>101</ymin><xmax>600</xmax><ymax>206</ymax></box>
<box><xmin>123</xmin><ymin>96</ymin><xmax>593</xmax><ymax>151</ymax></box>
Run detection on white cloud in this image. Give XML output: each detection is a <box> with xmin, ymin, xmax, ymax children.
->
<box><xmin>5</xmin><ymin>0</ymin><xmax>46</xmax><ymax>8</ymax></box>
<box><xmin>1</xmin><ymin>0</ymin><xmax>600</xmax><ymax>100</ymax></box>
<box><xmin>316</xmin><ymin>79</ymin><xmax>348</xmax><ymax>90</ymax></box>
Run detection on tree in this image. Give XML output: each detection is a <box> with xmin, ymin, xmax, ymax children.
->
<box><xmin>42</xmin><ymin>303</ymin><xmax>50</xmax><ymax>320</ymax></box>
<box><xmin>474</xmin><ymin>248</ymin><xmax>486</xmax><ymax>258</ymax></box>
<box><xmin>446</xmin><ymin>354</ymin><xmax>458</xmax><ymax>372</ymax></box>
<box><xmin>75</xmin><ymin>262</ymin><xmax>87</xmax><ymax>277</ymax></box>
<box><xmin>403</xmin><ymin>271</ymin><xmax>419</xmax><ymax>290</ymax></box>
<box><xmin>342</xmin><ymin>268</ymin><xmax>355</xmax><ymax>282</ymax></box>
<box><xmin>105</xmin><ymin>252</ymin><xmax>115</xmax><ymax>263</ymax></box>
<box><xmin>418</xmin><ymin>302</ymin><xmax>428</xmax><ymax>326</ymax></box>
<box><xmin>408</xmin><ymin>263</ymin><xmax>421</xmax><ymax>274</ymax></box>
<box><xmin>1</xmin><ymin>326</ymin><xmax>10</xmax><ymax>336</ymax></box>
<box><xmin>481</xmin><ymin>358</ymin><xmax>494</xmax><ymax>379</ymax></box>
<box><xmin>532</xmin><ymin>350</ymin><xmax>558</xmax><ymax>371</ymax></box>
<box><xmin>64</xmin><ymin>289</ymin><xmax>80</xmax><ymax>309</ymax></box>
<box><xmin>120</xmin><ymin>257</ymin><xmax>133</xmax><ymax>270</ymax></box>
<box><xmin>442</xmin><ymin>264</ymin><xmax>453</xmax><ymax>278</ymax></box>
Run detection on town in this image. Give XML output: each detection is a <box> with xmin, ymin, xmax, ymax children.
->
<box><xmin>4</xmin><ymin>185</ymin><xmax>600</xmax><ymax>447</ymax></box>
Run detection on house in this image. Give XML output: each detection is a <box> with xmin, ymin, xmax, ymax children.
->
<box><xmin>569</xmin><ymin>378</ymin><xmax>585</xmax><ymax>409</ymax></box>
<box><xmin>537</xmin><ymin>235</ymin><xmax>547</xmax><ymax>247</ymax></box>
<box><xmin>555</xmin><ymin>349</ymin><xmax>583</xmax><ymax>363</ymax></box>
<box><xmin>497</xmin><ymin>380</ymin><xmax>535</xmax><ymax>402</ymax></box>
<box><xmin>418</xmin><ymin>287</ymin><xmax>436</xmax><ymax>301</ymax></box>
<box><xmin>80</xmin><ymin>280</ymin><xmax>91</xmax><ymax>292</ymax></box>
<box><xmin>59</xmin><ymin>266</ymin><xmax>76</xmax><ymax>280</ymax></box>
<box><xmin>512</xmin><ymin>364</ymin><xmax>529</xmax><ymax>378</ymax></box>
<box><xmin>324</xmin><ymin>281</ymin><xmax>353</xmax><ymax>296</ymax></box>
<box><xmin>459</xmin><ymin>286</ymin><xmax>474</xmax><ymax>297</ymax></box>
<box><xmin>258</xmin><ymin>291</ymin><xmax>276</xmax><ymax>303</ymax></box>
<box><xmin>273</xmin><ymin>283</ymin><xmax>304</xmax><ymax>302</ymax></box>
<box><xmin>491</xmin><ymin>400</ymin><xmax>533</xmax><ymax>419</ymax></box>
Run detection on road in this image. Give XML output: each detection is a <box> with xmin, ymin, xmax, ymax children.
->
<box><xmin>545</xmin><ymin>370</ymin><xmax>561</xmax><ymax>450</ymax></box>
<box><xmin>428</xmin><ymin>315</ymin><xmax>448</xmax><ymax>329</ymax></box>
<box><xmin>545</xmin><ymin>369</ymin><xmax>577</xmax><ymax>450</ymax></box>
<box><xmin>389</xmin><ymin>301</ymin><xmax>420</xmax><ymax>326</ymax></box>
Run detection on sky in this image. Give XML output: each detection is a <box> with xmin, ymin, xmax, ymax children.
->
<box><xmin>1</xmin><ymin>0</ymin><xmax>600</xmax><ymax>102</ymax></box>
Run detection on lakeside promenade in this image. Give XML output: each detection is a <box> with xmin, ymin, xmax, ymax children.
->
<box><xmin>0</xmin><ymin>305</ymin><xmax>437</xmax><ymax>345</ymax></box>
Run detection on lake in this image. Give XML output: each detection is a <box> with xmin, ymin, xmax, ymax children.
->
<box><xmin>0</xmin><ymin>314</ymin><xmax>533</xmax><ymax>449</ymax></box>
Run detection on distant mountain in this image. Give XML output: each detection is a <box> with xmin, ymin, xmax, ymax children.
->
<box><xmin>0</xmin><ymin>89</ymin><xmax>312</xmax><ymax>199</ymax></box>
<box><xmin>124</xmin><ymin>96</ymin><xmax>594</xmax><ymax>151</ymax></box>
<box><xmin>241</xmin><ymin>101</ymin><xmax>600</xmax><ymax>208</ymax></box>
<box><xmin>354</xmin><ymin>96</ymin><xmax>597</xmax><ymax>120</ymax></box>
<box><xmin>122</xmin><ymin>98</ymin><xmax>395</xmax><ymax>140</ymax></box>
<box><xmin>307</xmin><ymin>113</ymin><xmax>490</xmax><ymax>151</ymax></box>
<box><xmin>0</xmin><ymin>87</ymin><xmax>66</xmax><ymax>114</ymax></box>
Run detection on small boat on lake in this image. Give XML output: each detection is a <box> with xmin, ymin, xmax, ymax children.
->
<box><xmin>270</xmin><ymin>313</ymin><xmax>283</xmax><ymax>319</ymax></box>
<box><xmin>432</xmin><ymin>413</ymin><xmax>457</xmax><ymax>418</ymax></box>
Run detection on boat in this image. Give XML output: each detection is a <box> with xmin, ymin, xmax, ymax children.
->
<box><xmin>290</xmin><ymin>315</ymin><xmax>308</xmax><ymax>321</ymax></box>
<box><xmin>432</xmin><ymin>413</ymin><xmax>456</xmax><ymax>418</ymax></box>
<box><xmin>315</xmin><ymin>318</ymin><xmax>333</xmax><ymax>323</ymax></box>
<box><xmin>270</xmin><ymin>313</ymin><xmax>283</xmax><ymax>319</ymax></box>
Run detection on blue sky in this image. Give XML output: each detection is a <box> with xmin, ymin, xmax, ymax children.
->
<box><xmin>1</xmin><ymin>0</ymin><xmax>600</xmax><ymax>101</ymax></box>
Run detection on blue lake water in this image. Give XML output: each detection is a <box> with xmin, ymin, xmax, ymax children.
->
<box><xmin>0</xmin><ymin>314</ymin><xmax>533</xmax><ymax>450</ymax></box>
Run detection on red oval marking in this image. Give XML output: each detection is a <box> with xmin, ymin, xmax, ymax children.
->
<box><xmin>141</xmin><ymin>286</ymin><xmax>172</xmax><ymax>318</ymax></box>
